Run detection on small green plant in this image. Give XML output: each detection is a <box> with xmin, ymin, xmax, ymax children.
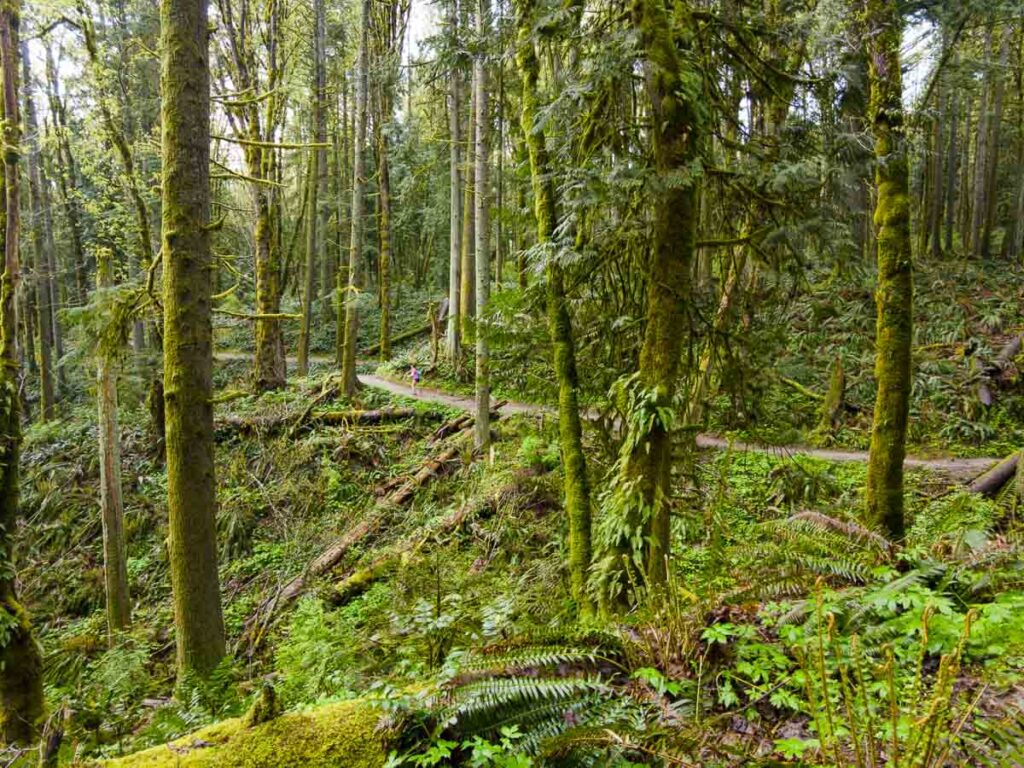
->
<box><xmin>516</xmin><ymin>435</ymin><xmax>559</xmax><ymax>474</ymax></box>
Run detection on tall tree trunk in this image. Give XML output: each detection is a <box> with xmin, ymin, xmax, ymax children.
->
<box><xmin>970</xmin><ymin>25</ymin><xmax>993</xmax><ymax>259</ymax></box>
<box><xmin>0</xmin><ymin>1</ymin><xmax>43</xmax><ymax>742</ymax></box>
<box><xmin>928</xmin><ymin>84</ymin><xmax>945</xmax><ymax>259</ymax></box>
<box><xmin>473</xmin><ymin>0</ymin><xmax>490</xmax><ymax>451</ymax></box>
<box><xmin>297</xmin><ymin>145</ymin><xmax>318</xmax><ymax>376</ymax></box>
<box><xmin>943</xmin><ymin>75</ymin><xmax>958</xmax><ymax>255</ymax></box>
<box><xmin>864</xmin><ymin>0</ymin><xmax>913</xmax><ymax>541</ymax></box>
<box><xmin>44</xmin><ymin>43</ymin><xmax>88</xmax><ymax>305</ymax></box>
<box><xmin>95</xmin><ymin>250</ymin><xmax>130</xmax><ymax>637</ymax></box>
<box><xmin>460</xmin><ymin>72</ymin><xmax>475</xmax><ymax>344</ymax></box>
<box><xmin>341</xmin><ymin>0</ymin><xmax>371</xmax><ymax>395</ymax></box>
<box><xmin>377</xmin><ymin>86</ymin><xmax>393</xmax><ymax>361</ymax></box>
<box><xmin>446</xmin><ymin>0</ymin><xmax>462</xmax><ymax>360</ymax></box>
<box><xmin>514</xmin><ymin>0</ymin><xmax>592</xmax><ymax>615</ymax></box>
<box><xmin>21</xmin><ymin>44</ymin><xmax>54</xmax><ymax>420</ymax></box>
<box><xmin>298</xmin><ymin>0</ymin><xmax>327</xmax><ymax>377</ymax></box>
<box><xmin>160</xmin><ymin>0</ymin><xmax>226</xmax><ymax>676</ymax></box>
<box><xmin>981</xmin><ymin>26</ymin><xmax>1010</xmax><ymax>259</ymax></box>
<box><xmin>600</xmin><ymin>0</ymin><xmax>700</xmax><ymax>604</ymax></box>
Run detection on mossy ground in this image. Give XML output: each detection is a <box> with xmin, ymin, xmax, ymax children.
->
<box><xmin>98</xmin><ymin>699</ymin><xmax>384</xmax><ymax>767</ymax></box>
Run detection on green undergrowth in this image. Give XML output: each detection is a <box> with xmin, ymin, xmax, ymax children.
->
<box><xmin>16</xmin><ymin>352</ymin><xmax>1024</xmax><ymax>766</ymax></box>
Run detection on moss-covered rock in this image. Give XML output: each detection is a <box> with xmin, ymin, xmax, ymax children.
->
<box><xmin>100</xmin><ymin>699</ymin><xmax>385</xmax><ymax>767</ymax></box>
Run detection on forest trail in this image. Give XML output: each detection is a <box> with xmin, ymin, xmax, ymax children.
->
<box><xmin>359</xmin><ymin>374</ymin><xmax>1000</xmax><ymax>481</ymax></box>
<box><xmin>213</xmin><ymin>351</ymin><xmax>1000</xmax><ymax>480</ymax></box>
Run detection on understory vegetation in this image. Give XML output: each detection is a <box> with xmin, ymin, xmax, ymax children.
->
<box><xmin>1</xmin><ymin>0</ymin><xmax>1024</xmax><ymax>763</ymax></box>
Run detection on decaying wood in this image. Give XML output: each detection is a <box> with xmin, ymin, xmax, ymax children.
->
<box><xmin>217</xmin><ymin>406</ymin><xmax>442</xmax><ymax>437</ymax></box>
<box><xmin>967</xmin><ymin>451</ymin><xmax>1021</xmax><ymax>497</ymax></box>
<box><xmin>978</xmin><ymin>334</ymin><xmax>1023</xmax><ymax>406</ymax></box>
<box><xmin>333</xmin><ymin>479</ymin><xmax>555</xmax><ymax>605</ymax></box>
<box><xmin>242</xmin><ymin>411</ymin><xmax>501</xmax><ymax>650</ymax></box>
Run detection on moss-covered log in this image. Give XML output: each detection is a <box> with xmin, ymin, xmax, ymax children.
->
<box><xmin>101</xmin><ymin>699</ymin><xmax>385</xmax><ymax>767</ymax></box>
<box><xmin>216</xmin><ymin>406</ymin><xmax>443</xmax><ymax>436</ymax></box>
<box><xmin>864</xmin><ymin>0</ymin><xmax>913</xmax><ymax>541</ymax></box>
<box><xmin>159</xmin><ymin>0</ymin><xmax>226</xmax><ymax>676</ymax></box>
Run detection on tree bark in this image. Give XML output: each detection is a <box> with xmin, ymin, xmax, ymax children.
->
<box><xmin>446</xmin><ymin>1</ymin><xmax>462</xmax><ymax>360</ymax></box>
<box><xmin>341</xmin><ymin>0</ymin><xmax>371</xmax><ymax>396</ymax></box>
<box><xmin>21</xmin><ymin>43</ymin><xmax>55</xmax><ymax>420</ymax></box>
<box><xmin>473</xmin><ymin>0</ymin><xmax>490</xmax><ymax>451</ymax></box>
<box><xmin>600</xmin><ymin>0</ymin><xmax>700</xmax><ymax>604</ymax></box>
<box><xmin>160</xmin><ymin>0</ymin><xmax>226</xmax><ymax>676</ymax></box>
<box><xmin>0</xmin><ymin>1</ymin><xmax>43</xmax><ymax>741</ymax></box>
<box><xmin>864</xmin><ymin>0</ymin><xmax>913</xmax><ymax>541</ymax></box>
<box><xmin>514</xmin><ymin>0</ymin><xmax>593</xmax><ymax>614</ymax></box>
<box><xmin>95</xmin><ymin>250</ymin><xmax>131</xmax><ymax>637</ymax></box>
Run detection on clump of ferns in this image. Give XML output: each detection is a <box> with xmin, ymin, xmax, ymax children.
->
<box><xmin>397</xmin><ymin>630</ymin><xmax>695</xmax><ymax>764</ymax></box>
<box><xmin>730</xmin><ymin>509</ymin><xmax>893</xmax><ymax>602</ymax></box>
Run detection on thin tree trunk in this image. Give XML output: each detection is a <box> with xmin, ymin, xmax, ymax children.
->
<box><xmin>446</xmin><ymin>0</ymin><xmax>462</xmax><ymax>359</ymax></box>
<box><xmin>297</xmin><ymin>145</ymin><xmax>318</xmax><ymax>376</ymax></box>
<box><xmin>982</xmin><ymin>26</ymin><xmax>1010</xmax><ymax>259</ymax></box>
<box><xmin>473</xmin><ymin>0</ymin><xmax>490</xmax><ymax>451</ymax></box>
<box><xmin>160</xmin><ymin>0</ymin><xmax>226</xmax><ymax>676</ymax></box>
<box><xmin>44</xmin><ymin>43</ymin><xmax>88</xmax><ymax>305</ymax></box>
<box><xmin>944</xmin><ymin>75</ymin><xmax>958</xmax><ymax>255</ymax></box>
<box><xmin>377</xmin><ymin>81</ymin><xmax>394</xmax><ymax>361</ymax></box>
<box><xmin>864</xmin><ymin>0</ymin><xmax>913</xmax><ymax>541</ymax></box>
<box><xmin>0</xmin><ymin>1</ymin><xmax>44</xmax><ymax>741</ymax></box>
<box><xmin>460</xmin><ymin>86</ymin><xmax>475</xmax><ymax>344</ymax></box>
<box><xmin>514</xmin><ymin>0</ymin><xmax>593</xmax><ymax>614</ymax></box>
<box><xmin>341</xmin><ymin>0</ymin><xmax>371</xmax><ymax>395</ymax></box>
<box><xmin>95</xmin><ymin>250</ymin><xmax>130</xmax><ymax>637</ymax></box>
<box><xmin>970</xmin><ymin>25</ymin><xmax>993</xmax><ymax>259</ymax></box>
<box><xmin>21</xmin><ymin>44</ymin><xmax>54</xmax><ymax>420</ymax></box>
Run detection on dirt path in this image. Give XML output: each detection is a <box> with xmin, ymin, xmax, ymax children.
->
<box><xmin>214</xmin><ymin>351</ymin><xmax>1000</xmax><ymax>481</ymax></box>
<box><xmin>360</xmin><ymin>375</ymin><xmax>998</xmax><ymax>481</ymax></box>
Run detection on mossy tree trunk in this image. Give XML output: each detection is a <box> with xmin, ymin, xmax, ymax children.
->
<box><xmin>514</xmin><ymin>0</ymin><xmax>593</xmax><ymax>615</ymax></box>
<box><xmin>340</xmin><ymin>0</ymin><xmax>371</xmax><ymax>396</ymax></box>
<box><xmin>864</xmin><ymin>0</ymin><xmax>913</xmax><ymax>542</ymax></box>
<box><xmin>0</xmin><ymin>1</ymin><xmax>43</xmax><ymax>742</ymax></box>
<box><xmin>599</xmin><ymin>0</ymin><xmax>701</xmax><ymax>606</ymax></box>
<box><xmin>160</xmin><ymin>0</ymin><xmax>226</xmax><ymax>677</ymax></box>
<box><xmin>95</xmin><ymin>250</ymin><xmax>131</xmax><ymax>637</ymax></box>
<box><xmin>473</xmin><ymin>0</ymin><xmax>490</xmax><ymax>451</ymax></box>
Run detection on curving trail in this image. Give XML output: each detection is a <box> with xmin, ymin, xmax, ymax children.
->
<box><xmin>213</xmin><ymin>351</ymin><xmax>1000</xmax><ymax>481</ymax></box>
<box><xmin>359</xmin><ymin>375</ymin><xmax>999</xmax><ymax>482</ymax></box>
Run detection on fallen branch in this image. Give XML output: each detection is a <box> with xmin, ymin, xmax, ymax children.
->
<box><xmin>978</xmin><ymin>335</ymin><xmax>1023</xmax><ymax>406</ymax></box>
<box><xmin>967</xmin><ymin>451</ymin><xmax>1020</xmax><ymax>498</ymax></box>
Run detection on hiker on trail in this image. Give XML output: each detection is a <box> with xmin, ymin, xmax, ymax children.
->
<box><xmin>410</xmin><ymin>364</ymin><xmax>422</xmax><ymax>395</ymax></box>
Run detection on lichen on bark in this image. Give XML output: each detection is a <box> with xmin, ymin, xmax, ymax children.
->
<box><xmin>863</xmin><ymin>0</ymin><xmax>913</xmax><ymax>541</ymax></box>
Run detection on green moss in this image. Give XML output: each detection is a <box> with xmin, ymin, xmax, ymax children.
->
<box><xmin>101</xmin><ymin>699</ymin><xmax>385</xmax><ymax>767</ymax></box>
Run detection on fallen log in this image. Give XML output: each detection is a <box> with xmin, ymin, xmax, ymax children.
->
<box><xmin>332</xmin><ymin>479</ymin><xmax>556</xmax><ymax>605</ymax></box>
<box><xmin>217</xmin><ymin>406</ymin><xmax>442</xmax><ymax>436</ymax></box>
<box><xmin>427</xmin><ymin>401</ymin><xmax>505</xmax><ymax>445</ymax></box>
<box><xmin>978</xmin><ymin>335</ymin><xmax>1023</xmax><ymax>406</ymax></box>
<box><xmin>967</xmin><ymin>451</ymin><xmax>1020</xmax><ymax>498</ymax></box>
<box><xmin>242</xmin><ymin>412</ymin><xmax>500</xmax><ymax>649</ymax></box>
